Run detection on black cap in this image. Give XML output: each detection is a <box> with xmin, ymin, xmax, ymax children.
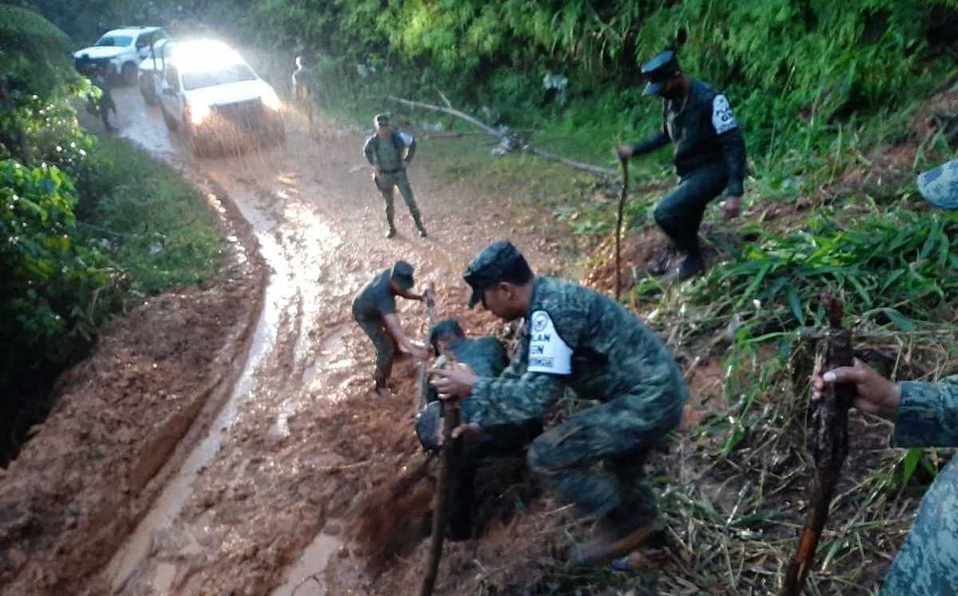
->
<box><xmin>391</xmin><ymin>260</ymin><xmax>415</xmax><ymax>290</ymax></box>
<box><xmin>428</xmin><ymin>319</ymin><xmax>464</xmax><ymax>353</ymax></box>
<box><xmin>462</xmin><ymin>240</ymin><xmax>532</xmax><ymax>308</ymax></box>
<box><xmin>374</xmin><ymin>113</ymin><xmax>390</xmax><ymax>126</ymax></box>
<box><xmin>641</xmin><ymin>50</ymin><xmax>681</xmax><ymax>97</ymax></box>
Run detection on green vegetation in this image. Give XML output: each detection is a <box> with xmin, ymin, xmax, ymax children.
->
<box><xmin>0</xmin><ymin>5</ymin><xmax>222</xmax><ymax>461</ymax></box>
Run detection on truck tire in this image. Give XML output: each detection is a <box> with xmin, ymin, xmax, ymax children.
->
<box><xmin>140</xmin><ymin>75</ymin><xmax>156</xmax><ymax>105</ymax></box>
<box><xmin>121</xmin><ymin>62</ymin><xmax>137</xmax><ymax>86</ymax></box>
<box><xmin>161</xmin><ymin>107</ymin><xmax>178</xmax><ymax>131</ymax></box>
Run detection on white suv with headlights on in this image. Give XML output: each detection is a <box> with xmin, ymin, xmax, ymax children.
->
<box><xmin>74</xmin><ymin>27</ymin><xmax>168</xmax><ymax>85</ymax></box>
<box><xmin>155</xmin><ymin>40</ymin><xmax>285</xmax><ymax>155</ymax></box>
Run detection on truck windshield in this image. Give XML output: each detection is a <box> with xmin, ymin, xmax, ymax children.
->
<box><xmin>95</xmin><ymin>35</ymin><xmax>132</xmax><ymax>47</ymax></box>
<box><xmin>181</xmin><ymin>64</ymin><xmax>257</xmax><ymax>91</ymax></box>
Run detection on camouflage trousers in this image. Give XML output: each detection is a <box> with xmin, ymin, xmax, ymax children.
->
<box><xmin>355</xmin><ymin>316</ymin><xmax>396</xmax><ymax>388</ymax></box>
<box><xmin>879</xmin><ymin>459</ymin><xmax>958</xmax><ymax>595</ymax></box>
<box><xmin>527</xmin><ymin>390</ymin><xmax>685</xmax><ymax>525</ymax></box>
<box><xmin>654</xmin><ymin>163</ymin><xmax>727</xmax><ymax>257</ymax></box>
<box><xmin>377</xmin><ymin>169</ymin><xmax>425</xmax><ymax>232</ymax></box>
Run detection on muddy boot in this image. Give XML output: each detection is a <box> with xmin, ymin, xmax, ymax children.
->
<box><xmin>415</xmin><ymin>218</ymin><xmax>428</xmax><ymax>239</ymax></box>
<box><xmin>678</xmin><ymin>253</ymin><xmax>706</xmax><ymax>280</ymax></box>
<box><xmin>385</xmin><ymin>224</ymin><xmax>397</xmax><ymax>239</ymax></box>
<box><xmin>572</xmin><ymin>514</ymin><xmax>663</xmax><ymax>567</ymax></box>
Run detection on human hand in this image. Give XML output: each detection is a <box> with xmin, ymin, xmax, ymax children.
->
<box><xmin>436</xmin><ymin>421</ymin><xmax>483</xmax><ymax>446</ymax></box>
<box><xmin>812</xmin><ymin>358</ymin><xmax>901</xmax><ymax>420</ymax></box>
<box><xmin>403</xmin><ymin>341</ymin><xmax>431</xmax><ymax>361</ymax></box>
<box><xmin>427</xmin><ymin>363</ymin><xmax>478</xmax><ymax>399</ymax></box>
<box><xmin>616</xmin><ymin>145</ymin><xmax>633</xmax><ymax>161</ymax></box>
<box><xmin>722</xmin><ymin>195</ymin><xmax>742</xmax><ymax>220</ymax></box>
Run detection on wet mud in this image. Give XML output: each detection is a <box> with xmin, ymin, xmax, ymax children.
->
<box><xmin>41</xmin><ymin>86</ymin><xmax>565</xmax><ymax>596</ymax></box>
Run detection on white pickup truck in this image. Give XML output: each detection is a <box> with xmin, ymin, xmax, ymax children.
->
<box><xmin>146</xmin><ymin>39</ymin><xmax>286</xmax><ymax>155</ymax></box>
<box><xmin>74</xmin><ymin>27</ymin><xmax>168</xmax><ymax>85</ymax></box>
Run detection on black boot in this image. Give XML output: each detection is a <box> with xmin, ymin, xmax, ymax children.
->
<box><xmin>678</xmin><ymin>253</ymin><xmax>706</xmax><ymax>280</ymax></box>
<box><xmin>385</xmin><ymin>225</ymin><xmax>397</xmax><ymax>239</ymax></box>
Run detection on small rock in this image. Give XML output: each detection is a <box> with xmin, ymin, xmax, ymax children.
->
<box><xmin>324</xmin><ymin>521</ymin><xmax>343</xmax><ymax>536</ymax></box>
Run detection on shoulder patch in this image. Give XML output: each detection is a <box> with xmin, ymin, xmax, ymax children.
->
<box><xmin>711</xmin><ymin>94</ymin><xmax>738</xmax><ymax>135</ymax></box>
<box><xmin>526</xmin><ymin>310</ymin><xmax>572</xmax><ymax>375</ymax></box>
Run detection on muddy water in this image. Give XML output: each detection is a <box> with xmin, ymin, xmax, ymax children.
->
<box><xmin>105</xmin><ymin>89</ymin><xmax>345</xmax><ymax>594</ymax></box>
<box><xmin>99</xmin><ymin>85</ymin><xmax>560</xmax><ymax>595</ymax></box>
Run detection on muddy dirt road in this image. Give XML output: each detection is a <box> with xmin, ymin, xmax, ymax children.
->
<box><xmin>80</xmin><ymin>87</ymin><xmax>565</xmax><ymax>596</ymax></box>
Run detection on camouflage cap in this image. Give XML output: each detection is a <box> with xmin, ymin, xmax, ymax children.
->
<box><xmin>463</xmin><ymin>240</ymin><xmax>531</xmax><ymax>308</ymax></box>
<box><xmin>641</xmin><ymin>50</ymin><xmax>681</xmax><ymax>97</ymax></box>
<box><xmin>917</xmin><ymin>160</ymin><xmax>958</xmax><ymax>210</ymax></box>
<box><xmin>374</xmin><ymin>113</ymin><xmax>390</xmax><ymax>126</ymax></box>
<box><xmin>391</xmin><ymin>260</ymin><xmax>415</xmax><ymax>290</ymax></box>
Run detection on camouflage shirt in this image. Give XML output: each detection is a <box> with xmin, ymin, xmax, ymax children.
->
<box><xmin>880</xmin><ymin>376</ymin><xmax>958</xmax><ymax>595</ymax></box>
<box><xmin>464</xmin><ymin>276</ymin><xmax>687</xmax><ymax>427</ymax></box>
<box><xmin>363</xmin><ymin>131</ymin><xmax>417</xmax><ymax>172</ymax></box>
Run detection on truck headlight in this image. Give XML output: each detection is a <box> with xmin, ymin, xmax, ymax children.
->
<box><xmin>262</xmin><ymin>90</ymin><xmax>282</xmax><ymax>111</ymax></box>
<box><xmin>189</xmin><ymin>102</ymin><xmax>211</xmax><ymax>126</ymax></box>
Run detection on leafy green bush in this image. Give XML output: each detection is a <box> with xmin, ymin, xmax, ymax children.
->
<box><xmin>76</xmin><ymin>137</ymin><xmax>223</xmax><ymax>294</ymax></box>
<box><xmin>0</xmin><ymin>160</ymin><xmax>121</xmax><ymax>386</ymax></box>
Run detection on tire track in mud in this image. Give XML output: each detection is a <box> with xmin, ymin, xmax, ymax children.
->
<box><xmin>95</xmin><ymin>86</ymin><xmax>564</xmax><ymax>596</ymax></box>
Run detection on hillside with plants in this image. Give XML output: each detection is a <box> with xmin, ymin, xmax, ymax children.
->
<box><xmin>4</xmin><ymin>0</ymin><xmax>958</xmax><ymax>594</ymax></box>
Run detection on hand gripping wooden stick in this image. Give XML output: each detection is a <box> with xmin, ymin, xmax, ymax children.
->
<box><xmin>781</xmin><ymin>293</ymin><xmax>854</xmax><ymax>595</ymax></box>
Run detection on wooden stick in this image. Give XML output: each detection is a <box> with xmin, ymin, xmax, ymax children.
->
<box><xmin>614</xmin><ymin>156</ymin><xmax>630</xmax><ymax>301</ymax></box>
<box><xmin>419</xmin><ymin>398</ymin><xmax>460</xmax><ymax>596</ymax></box>
<box><xmin>781</xmin><ymin>293</ymin><xmax>854</xmax><ymax>595</ymax></box>
<box><xmin>416</xmin><ymin>283</ymin><xmax>436</xmax><ymax>414</ymax></box>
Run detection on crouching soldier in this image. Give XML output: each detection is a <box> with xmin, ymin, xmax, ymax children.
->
<box><xmin>430</xmin><ymin>241</ymin><xmax>688</xmax><ymax>563</ymax></box>
<box><xmin>417</xmin><ymin>319</ymin><xmax>542</xmax><ymax>540</ymax></box>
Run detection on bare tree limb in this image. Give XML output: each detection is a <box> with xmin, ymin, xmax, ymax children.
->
<box><xmin>386</xmin><ymin>94</ymin><xmax>618</xmax><ymax>179</ymax></box>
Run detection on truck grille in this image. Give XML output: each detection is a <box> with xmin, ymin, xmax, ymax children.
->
<box><xmin>212</xmin><ymin>99</ymin><xmax>265</xmax><ymax>130</ymax></box>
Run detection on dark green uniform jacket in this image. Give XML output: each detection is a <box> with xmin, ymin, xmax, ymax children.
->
<box><xmin>631</xmin><ymin>79</ymin><xmax>746</xmax><ymax>197</ymax></box>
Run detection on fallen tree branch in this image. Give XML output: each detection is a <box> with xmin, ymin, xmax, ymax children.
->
<box><xmin>523</xmin><ymin>144</ymin><xmax>617</xmax><ymax>178</ymax></box>
<box><xmin>387</xmin><ymin>93</ymin><xmax>617</xmax><ymax>179</ymax></box>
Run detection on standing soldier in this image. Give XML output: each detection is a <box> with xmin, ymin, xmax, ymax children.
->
<box><xmin>291</xmin><ymin>55</ymin><xmax>317</xmax><ymax>130</ymax></box>
<box><xmin>352</xmin><ymin>260</ymin><xmax>430</xmax><ymax>393</ymax></box>
<box><xmin>363</xmin><ymin>113</ymin><xmax>428</xmax><ymax>239</ymax></box>
<box><xmin>617</xmin><ymin>50</ymin><xmax>747</xmax><ymax>279</ymax></box>
<box><xmin>429</xmin><ymin>241</ymin><xmax>688</xmax><ymax>563</ymax></box>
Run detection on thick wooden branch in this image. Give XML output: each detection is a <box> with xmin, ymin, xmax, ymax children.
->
<box><xmin>387</xmin><ymin>94</ymin><xmax>617</xmax><ymax>179</ymax></box>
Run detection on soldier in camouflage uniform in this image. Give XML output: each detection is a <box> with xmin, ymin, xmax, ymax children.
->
<box><xmin>814</xmin><ymin>173</ymin><xmax>957</xmax><ymax>595</ymax></box>
<box><xmin>429</xmin><ymin>241</ymin><xmax>688</xmax><ymax>563</ymax></box>
<box><xmin>352</xmin><ymin>260</ymin><xmax>430</xmax><ymax>393</ymax></box>
<box><xmin>421</xmin><ymin>319</ymin><xmax>543</xmax><ymax>541</ymax></box>
<box><xmin>363</xmin><ymin>113</ymin><xmax>428</xmax><ymax>239</ymax></box>
<box><xmin>617</xmin><ymin>50</ymin><xmax>747</xmax><ymax>279</ymax></box>
<box><xmin>815</xmin><ymin>363</ymin><xmax>958</xmax><ymax>595</ymax></box>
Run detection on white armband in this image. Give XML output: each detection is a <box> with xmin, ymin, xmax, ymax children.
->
<box><xmin>712</xmin><ymin>94</ymin><xmax>738</xmax><ymax>135</ymax></box>
<box><xmin>527</xmin><ymin>310</ymin><xmax>572</xmax><ymax>375</ymax></box>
